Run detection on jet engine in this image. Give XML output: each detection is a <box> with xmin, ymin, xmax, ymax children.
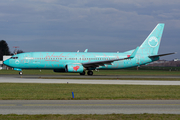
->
<box><xmin>65</xmin><ymin>64</ymin><xmax>85</xmax><ymax>73</ymax></box>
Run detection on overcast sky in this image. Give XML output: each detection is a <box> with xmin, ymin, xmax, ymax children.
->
<box><xmin>0</xmin><ymin>0</ymin><xmax>180</xmax><ymax>60</ymax></box>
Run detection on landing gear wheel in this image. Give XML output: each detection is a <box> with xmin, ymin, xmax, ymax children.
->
<box><xmin>87</xmin><ymin>71</ymin><xmax>93</xmax><ymax>76</ymax></box>
<box><xmin>19</xmin><ymin>71</ymin><xmax>23</xmax><ymax>75</ymax></box>
<box><xmin>80</xmin><ymin>71</ymin><xmax>85</xmax><ymax>75</ymax></box>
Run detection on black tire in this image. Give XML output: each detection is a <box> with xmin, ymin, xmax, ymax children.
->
<box><xmin>80</xmin><ymin>71</ymin><xmax>85</xmax><ymax>75</ymax></box>
<box><xmin>87</xmin><ymin>71</ymin><xmax>93</xmax><ymax>76</ymax></box>
<box><xmin>19</xmin><ymin>71</ymin><xmax>23</xmax><ymax>75</ymax></box>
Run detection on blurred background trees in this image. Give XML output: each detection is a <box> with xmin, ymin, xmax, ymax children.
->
<box><xmin>0</xmin><ymin>40</ymin><xmax>24</xmax><ymax>61</ymax></box>
<box><xmin>0</xmin><ymin>40</ymin><xmax>11</xmax><ymax>60</ymax></box>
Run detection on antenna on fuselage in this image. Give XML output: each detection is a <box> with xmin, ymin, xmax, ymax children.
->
<box><xmin>13</xmin><ymin>46</ymin><xmax>19</xmax><ymax>55</ymax></box>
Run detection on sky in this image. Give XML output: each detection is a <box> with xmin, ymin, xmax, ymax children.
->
<box><xmin>0</xmin><ymin>0</ymin><xmax>180</xmax><ymax>60</ymax></box>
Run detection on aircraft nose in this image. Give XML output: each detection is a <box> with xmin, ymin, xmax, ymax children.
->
<box><xmin>3</xmin><ymin>59</ymin><xmax>9</xmax><ymax>66</ymax></box>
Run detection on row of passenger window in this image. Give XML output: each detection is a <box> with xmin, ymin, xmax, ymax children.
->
<box><xmin>69</xmin><ymin>58</ymin><xmax>119</xmax><ymax>60</ymax></box>
<box><xmin>33</xmin><ymin>57</ymin><xmax>119</xmax><ymax>60</ymax></box>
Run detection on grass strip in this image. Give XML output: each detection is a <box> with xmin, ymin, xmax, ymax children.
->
<box><xmin>41</xmin><ymin>77</ymin><xmax>180</xmax><ymax>81</ymax></box>
<box><xmin>0</xmin><ymin>83</ymin><xmax>180</xmax><ymax>100</ymax></box>
<box><xmin>1</xmin><ymin>69</ymin><xmax>180</xmax><ymax>76</ymax></box>
<box><xmin>0</xmin><ymin>114</ymin><xmax>180</xmax><ymax>120</ymax></box>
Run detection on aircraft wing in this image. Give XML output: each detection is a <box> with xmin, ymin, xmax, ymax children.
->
<box><xmin>82</xmin><ymin>47</ymin><xmax>139</xmax><ymax>68</ymax></box>
<box><xmin>82</xmin><ymin>58</ymin><xmax>126</xmax><ymax>68</ymax></box>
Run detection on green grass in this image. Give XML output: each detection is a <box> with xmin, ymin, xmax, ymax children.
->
<box><xmin>0</xmin><ymin>69</ymin><xmax>60</xmax><ymax>75</ymax></box>
<box><xmin>0</xmin><ymin>114</ymin><xmax>180</xmax><ymax>120</ymax></box>
<box><xmin>94</xmin><ymin>69</ymin><xmax>180</xmax><ymax>76</ymax></box>
<box><xmin>1</xmin><ymin>69</ymin><xmax>180</xmax><ymax>76</ymax></box>
<box><xmin>42</xmin><ymin>77</ymin><xmax>180</xmax><ymax>81</ymax></box>
<box><xmin>0</xmin><ymin>83</ymin><xmax>180</xmax><ymax>100</ymax></box>
<box><xmin>140</xmin><ymin>66</ymin><xmax>180</xmax><ymax>71</ymax></box>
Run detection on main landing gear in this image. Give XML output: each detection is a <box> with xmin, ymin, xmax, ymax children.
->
<box><xmin>19</xmin><ymin>71</ymin><xmax>23</xmax><ymax>75</ymax></box>
<box><xmin>79</xmin><ymin>70</ymin><xmax>93</xmax><ymax>76</ymax></box>
<box><xmin>80</xmin><ymin>71</ymin><xmax>86</xmax><ymax>75</ymax></box>
<box><xmin>87</xmin><ymin>70</ymin><xmax>93</xmax><ymax>76</ymax></box>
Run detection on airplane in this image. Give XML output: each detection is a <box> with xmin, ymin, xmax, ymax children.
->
<box><xmin>3</xmin><ymin>23</ymin><xmax>175</xmax><ymax>75</ymax></box>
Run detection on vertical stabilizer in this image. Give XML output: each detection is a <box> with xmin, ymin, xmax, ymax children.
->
<box><xmin>138</xmin><ymin>23</ymin><xmax>164</xmax><ymax>56</ymax></box>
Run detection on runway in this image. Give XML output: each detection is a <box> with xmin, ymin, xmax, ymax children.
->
<box><xmin>0</xmin><ymin>75</ymin><xmax>180</xmax><ymax>114</ymax></box>
<box><xmin>0</xmin><ymin>75</ymin><xmax>180</xmax><ymax>85</ymax></box>
<box><xmin>0</xmin><ymin>100</ymin><xmax>179</xmax><ymax>114</ymax></box>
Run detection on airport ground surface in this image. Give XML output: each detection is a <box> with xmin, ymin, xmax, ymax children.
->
<box><xmin>0</xmin><ymin>100</ymin><xmax>180</xmax><ymax>114</ymax></box>
<box><xmin>1</xmin><ymin>74</ymin><xmax>180</xmax><ymax>78</ymax></box>
<box><xmin>0</xmin><ymin>71</ymin><xmax>180</xmax><ymax>115</ymax></box>
<box><xmin>1</xmin><ymin>75</ymin><xmax>180</xmax><ymax>85</ymax></box>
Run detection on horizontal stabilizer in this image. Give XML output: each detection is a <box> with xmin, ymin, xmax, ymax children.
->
<box><xmin>128</xmin><ymin>46</ymin><xmax>139</xmax><ymax>58</ymax></box>
<box><xmin>149</xmin><ymin>52</ymin><xmax>176</xmax><ymax>58</ymax></box>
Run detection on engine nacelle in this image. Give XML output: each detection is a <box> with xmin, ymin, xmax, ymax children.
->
<box><xmin>65</xmin><ymin>64</ymin><xmax>84</xmax><ymax>73</ymax></box>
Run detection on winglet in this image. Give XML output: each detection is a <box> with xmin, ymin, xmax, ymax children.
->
<box><xmin>84</xmin><ymin>49</ymin><xmax>88</xmax><ymax>52</ymax></box>
<box><xmin>128</xmin><ymin>46</ymin><xmax>139</xmax><ymax>58</ymax></box>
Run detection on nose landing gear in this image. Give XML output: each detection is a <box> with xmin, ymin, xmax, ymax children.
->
<box><xmin>19</xmin><ymin>71</ymin><xmax>23</xmax><ymax>75</ymax></box>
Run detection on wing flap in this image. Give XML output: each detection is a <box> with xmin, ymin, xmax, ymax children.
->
<box><xmin>82</xmin><ymin>58</ymin><xmax>123</xmax><ymax>68</ymax></box>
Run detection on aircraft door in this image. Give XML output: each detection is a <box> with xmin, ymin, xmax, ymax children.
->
<box><xmin>24</xmin><ymin>54</ymin><xmax>30</xmax><ymax>64</ymax></box>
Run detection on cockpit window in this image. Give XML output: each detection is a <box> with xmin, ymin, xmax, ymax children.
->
<box><xmin>10</xmin><ymin>57</ymin><xmax>18</xmax><ymax>59</ymax></box>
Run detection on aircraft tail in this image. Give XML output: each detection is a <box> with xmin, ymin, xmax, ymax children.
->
<box><xmin>138</xmin><ymin>23</ymin><xmax>165</xmax><ymax>56</ymax></box>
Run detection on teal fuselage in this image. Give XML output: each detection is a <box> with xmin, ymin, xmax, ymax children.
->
<box><xmin>5</xmin><ymin>51</ymin><xmax>157</xmax><ymax>71</ymax></box>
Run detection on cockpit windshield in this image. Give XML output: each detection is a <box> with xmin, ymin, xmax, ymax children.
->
<box><xmin>10</xmin><ymin>57</ymin><xmax>18</xmax><ymax>59</ymax></box>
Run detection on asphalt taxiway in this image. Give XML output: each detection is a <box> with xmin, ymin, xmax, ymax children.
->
<box><xmin>0</xmin><ymin>75</ymin><xmax>180</xmax><ymax>85</ymax></box>
<box><xmin>0</xmin><ymin>100</ymin><xmax>180</xmax><ymax>114</ymax></box>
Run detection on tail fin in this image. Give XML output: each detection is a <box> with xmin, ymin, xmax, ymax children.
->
<box><xmin>138</xmin><ymin>23</ymin><xmax>165</xmax><ymax>56</ymax></box>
